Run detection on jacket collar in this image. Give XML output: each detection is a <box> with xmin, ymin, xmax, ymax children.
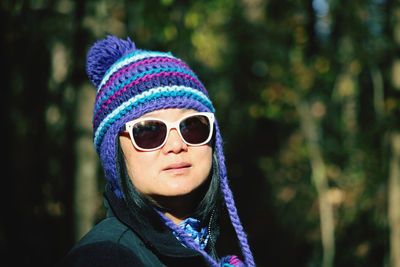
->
<box><xmin>103</xmin><ymin>185</ymin><xmax>203</xmax><ymax>259</ymax></box>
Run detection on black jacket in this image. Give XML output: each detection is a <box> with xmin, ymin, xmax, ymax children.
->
<box><xmin>58</xmin><ymin>187</ymin><xmax>215</xmax><ymax>267</ymax></box>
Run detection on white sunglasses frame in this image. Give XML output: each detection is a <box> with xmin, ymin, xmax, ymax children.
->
<box><xmin>124</xmin><ymin>112</ymin><xmax>215</xmax><ymax>151</ymax></box>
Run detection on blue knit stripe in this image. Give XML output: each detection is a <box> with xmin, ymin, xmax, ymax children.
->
<box><xmin>94</xmin><ymin>67</ymin><xmax>204</xmax><ymax>115</ymax></box>
<box><xmin>93</xmin><ymin>85</ymin><xmax>214</xmax><ymax>151</ymax></box>
<box><xmin>98</xmin><ymin>50</ymin><xmax>178</xmax><ymax>92</ymax></box>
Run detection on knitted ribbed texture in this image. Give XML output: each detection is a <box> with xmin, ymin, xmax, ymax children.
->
<box><xmin>87</xmin><ymin>35</ymin><xmax>255</xmax><ymax>266</ymax></box>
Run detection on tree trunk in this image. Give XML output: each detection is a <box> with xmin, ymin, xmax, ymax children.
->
<box><xmin>389</xmin><ymin>4</ymin><xmax>400</xmax><ymax>265</ymax></box>
<box><xmin>389</xmin><ymin>133</ymin><xmax>400</xmax><ymax>267</ymax></box>
<box><xmin>73</xmin><ymin>84</ymin><xmax>99</xmax><ymax>241</ymax></box>
<box><xmin>370</xmin><ymin>67</ymin><xmax>384</xmax><ymax>121</ymax></box>
<box><xmin>297</xmin><ymin>101</ymin><xmax>335</xmax><ymax>267</ymax></box>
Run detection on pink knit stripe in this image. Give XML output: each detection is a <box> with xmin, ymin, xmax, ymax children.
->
<box><xmin>229</xmin><ymin>256</ymin><xmax>242</xmax><ymax>265</ymax></box>
<box><xmin>96</xmin><ymin>57</ymin><xmax>192</xmax><ymax>102</ymax></box>
<box><xmin>93</xmin><ymin>71</ymin><xmax>206</xmax><ymax>125</ymax></box>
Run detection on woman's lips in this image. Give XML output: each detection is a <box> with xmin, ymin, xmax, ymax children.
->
<box><xmin>163</xmin><ymin>162</ymin><xmax>191</xmax><ymax>174</ymax></box>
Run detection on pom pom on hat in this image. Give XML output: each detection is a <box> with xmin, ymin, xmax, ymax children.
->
<box><xmin>86</xmin><ymin>35</ymin><xmax>136</xmax><ymax>88</ymax></box>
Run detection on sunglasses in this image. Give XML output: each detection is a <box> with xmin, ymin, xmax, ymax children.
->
<box><xmin>123</xmin><ymin>112</ymin><xmax>215</xmax><ymax>151</ymax></box>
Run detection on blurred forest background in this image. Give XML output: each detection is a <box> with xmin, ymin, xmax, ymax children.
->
<box><xmin>1</xmin><ymin>0</ymin><xmax>400</xmax><ymax>266</ymax></box>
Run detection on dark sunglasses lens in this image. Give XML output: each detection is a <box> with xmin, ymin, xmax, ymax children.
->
<box><xmin>132</xmin><ymin>121</ymin><xmax>167</xmax><ymax>149</ymax></box>
<box><xmin>180</xmin><ymin>115</ymin><xmax>211</xmax><ymax>144</ymax></box>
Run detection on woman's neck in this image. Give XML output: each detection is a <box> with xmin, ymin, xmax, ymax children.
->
<box><xmin>151</xmin><ymin>193</ymin><xmax>199</xmax><ymax>225</ymax></box>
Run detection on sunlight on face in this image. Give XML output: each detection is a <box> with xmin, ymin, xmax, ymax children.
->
<box><xmin>119</xmin><ymin>108</ymin><xmax>213</xmax><ymax>198</ymax></box>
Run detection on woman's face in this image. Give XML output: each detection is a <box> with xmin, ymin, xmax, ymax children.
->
<box><xmin>119</xmin><ymin>108</ymin><xmax>213</xmax><ymax>199</ymax></box>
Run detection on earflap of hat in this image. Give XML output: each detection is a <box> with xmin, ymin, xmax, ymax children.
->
<box><xmin>99</xmin><ymin>124</ymin><xmax>123</xmax><ymax>198</ymax></box>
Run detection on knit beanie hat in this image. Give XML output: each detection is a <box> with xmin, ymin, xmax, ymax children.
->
<box><xmin>87</xmin><ymin>35</ymin><xmax>255</xmax><ymax>266</ymax></box>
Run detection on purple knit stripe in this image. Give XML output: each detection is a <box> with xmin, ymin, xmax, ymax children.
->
<box><xmin>98</xmin><ymin>97</ymin><xmax>211</xmax><ymax>194</ymax></box>
<box><xmin>93</xmin><ymin>82</ymin><xmax>209</xmax><ymax>131</ymax></box>
<box><xmin>94</xmin><ymin>70</ymin><xmax>207</xmax><ymax>121</ymax></box>
<box><xmin>96</xmin><ymin>57</ymin><xmax>194</xmax><ymax>102</ymax></box>
<box><xmin>93</xmin><ymin>72</ymin><xmax>207</xmax><ymax>126</ymax></box>
<box><xmin>214</xmin><ymin>122</ymin><xmax>256</xmax><ymax>267</ymax></box>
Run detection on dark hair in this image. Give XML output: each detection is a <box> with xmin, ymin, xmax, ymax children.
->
<box><xmin>116</xmin><ymin>138</ymin><xmax>223</xmax><ymax>227</ymax></box>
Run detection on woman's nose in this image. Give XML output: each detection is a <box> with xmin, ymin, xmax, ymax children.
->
<box><xmin>162</xmin><ymin>128</ymin><xmax>188</xmax><ymax>154</ymax></box>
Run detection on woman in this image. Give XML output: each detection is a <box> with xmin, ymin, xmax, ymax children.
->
<box><xmin>60</xmin><ymin>35</ymin><xmax>255</xmax><ymax>267</ymax></box>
